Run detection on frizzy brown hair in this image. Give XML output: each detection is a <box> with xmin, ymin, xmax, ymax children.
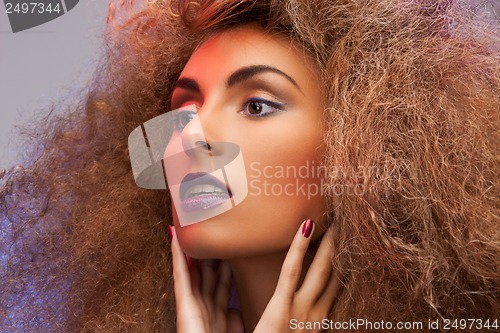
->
<box><xmin>1</xmin><ymin>0</ymin><xmax>499</xmax><ymax>332</ymax></box>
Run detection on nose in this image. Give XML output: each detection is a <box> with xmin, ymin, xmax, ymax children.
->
<box><xmin>178</xmin><ymin>105</ymin><xmax>225</xmax><ymax>176</ymax></box>
<box><xmin>178</xmin><ymin>102</ymin><xmax>233</xmax><ymax>167</ymax></box>
<box><xmin>180</xmin><ymin>112</ymin><xmax>212</xmax><ymax>156</ymax></box>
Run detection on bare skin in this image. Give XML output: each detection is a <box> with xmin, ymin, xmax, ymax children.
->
<box><xmin>172</xmin><ymin>221</ymin><xmax>341</xmax><ymax>332</ymax></box>
<box><xmin>169</xmin><ymin>26</ymin><xmax>339</xmax><ymax>332</ymax></box>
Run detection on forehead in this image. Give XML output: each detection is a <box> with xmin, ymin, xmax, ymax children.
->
<box><xmin>180</xmin><ymin>26</ymin><xmax>319</xmax><ymax>88</ymax></box>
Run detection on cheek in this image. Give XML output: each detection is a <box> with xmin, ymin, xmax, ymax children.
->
<box><xmin>174</xmin><ymin>116</ymin><xmax>327</xmax><ymax>258</ymax></box>
<box><xmin>241</xmin><ymin>121</ymin><xmax>326</xmax><ymax>216</ymax></box>
<box><xmin>242</xmin><ymin>117</ymin><xmax>324</xmax><ymax>185</ymax></box>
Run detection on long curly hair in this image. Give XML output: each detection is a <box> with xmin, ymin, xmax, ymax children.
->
<box><xmin>1</xmin><ymin>0</ymin><xmax>499</xmax><ymax>332</ymax></box>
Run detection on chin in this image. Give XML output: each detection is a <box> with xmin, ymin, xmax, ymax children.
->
<box><xmin>174</xmin><ymin>216</ymin><xmax>236</xmax><ymax>259</ymax></box>
<box><xmin>173</xmin><ymin>219</ymin><xmax>273</xmax><ymax>260</ymax></box>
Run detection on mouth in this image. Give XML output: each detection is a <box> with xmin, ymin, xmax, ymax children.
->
<box><xmin>179</xmin><ymin>172</ymin><xmax>232</xmax><ymax>212</ymax></box>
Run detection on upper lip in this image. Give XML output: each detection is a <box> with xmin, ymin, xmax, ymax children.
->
<box><xmin>179</xmin><ymin>172</ymin><xmax>231</xmax><ymax>200</ymax></box>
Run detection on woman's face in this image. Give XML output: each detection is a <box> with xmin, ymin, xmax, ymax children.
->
<box><xmin>169</xmin><ymin>26</ymin><xmax>327</xmax><ymax>259</ymax></box>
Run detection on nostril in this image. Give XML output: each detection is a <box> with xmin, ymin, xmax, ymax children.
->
<box><xmin>195</xmin><ymin>141</ymin><xmax>211</xmax><ymax>150</ymax></box>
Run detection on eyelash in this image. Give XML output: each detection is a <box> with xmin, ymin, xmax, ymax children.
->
<box><xmin>169</xmin><ymin>97</ymin><xmax>286</xmax><ymax>130</ymax></box>
<box><xmin>174</xmin><ymin>110</ymin><xmax>197</xmax><ymax>131</ymax></box>
<box><xmin>239</xmin><ymin>97</ymin><xmax>286</xmax><ymax>118</ymax></box>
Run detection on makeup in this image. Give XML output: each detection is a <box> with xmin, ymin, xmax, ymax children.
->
<box><xmin>302</xmin><ymin>219</ymin><xmax>314</xmax><ymax>238</ymax></box>
<box><xmin>239</xmin><ymin>97</ymin><xmax>286</xmax><ymax>118</ymax></box>
<box><xmin>165</xmin><ymin>140</ymin><xmax>248</xmax><ymax>227</ymax></box>
<box><xmin>180</xmin><ymin>172</ymin><xmax>231</xmax><ymax>212</ymax></box>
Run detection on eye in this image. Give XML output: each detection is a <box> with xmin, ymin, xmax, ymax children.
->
<box><xmin>174</xmin><ymin>110</ymin><xmax>197</xmax><ymax>131</ymax></box>
<box><xmin>239</xmin><ymin>97</ymin><xmax>285</xmax><ymax>118</ymax></box>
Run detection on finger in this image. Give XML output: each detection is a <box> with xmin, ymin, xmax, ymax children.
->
<box><xmin>171</xmin><ymin>226</ymin><xmax>194</xmax><ymax>300</ymax></box>
<box><xmin>188</xmin><ymin>256</ymin><xmax>201</xmax><ymax>295</ymax></box>
<box><xmin>200</xmin><ymin>259</ymin><xmax>217</xmax><ymax>297</ymax></box>
<box><xmin>214</xmin><ymin>260</ymin><xmax>232</xmax><ymax>309</ymax></box>
<box><xmin>295</xmin><ymin>225</ymin><xmax>336</xmax><ymax>303</ymax></box>
<box><xmin>316</xmin><ymin>268</ymin><xmax>341</xmax><ymax>312</ymax></box>
<box><xmin>226</xmin><ymin>308</ymin><xmax>244</xmax><ymax>333</ymax></box>
<box><xmin>273</xmin><ymin>219</ymin><xmax>315</xmax><ymax>301</ymax></box>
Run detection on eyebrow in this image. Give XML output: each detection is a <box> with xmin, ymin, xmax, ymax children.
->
<box><xmin>172</xmin><ymin>78</ymin><xmax>200</xmax><ymax>92</ymax></box>
<box><xmin>227</xmin><ymin>65</ymin><xmax>301</xmax><ymax>92</ymax></box>
<box><xmin>172</xmin><ymin>65</ymin><xmax>302</xmax><ymax>94</ymax></box>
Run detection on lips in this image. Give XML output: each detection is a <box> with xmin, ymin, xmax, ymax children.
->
<box><xmin>179</xmin><ymin>172</ymin><xmax>231</xmax><ymax>212</ymax></box>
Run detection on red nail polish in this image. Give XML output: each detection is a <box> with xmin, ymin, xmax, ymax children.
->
<box><xmin>168</xmin><ymin>225</ymin><xmax>173</xmax><ymax>239</ymax></box>
<box><xmin>302</xmin><ymin>219</ymin><xmax>314</xmax><ymax>238</ymax></box>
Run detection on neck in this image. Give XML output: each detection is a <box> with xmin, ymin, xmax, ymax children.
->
<box><xmin>228</xmin><ymin>244</ymin><xmax>318</xmax><ymax>333</ymax></box>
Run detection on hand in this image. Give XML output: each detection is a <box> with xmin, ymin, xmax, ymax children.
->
<box><xmin>254</xmin><ymin>220</ymin><xmax>340</xmax><ymax>333</ymax></box>
<box><xmin>171</xmin><ymin>226</ymin><xmax>244</xmax><ymax>333</ymax></box>
<box><xmin>171</xmin><ymin>220</ymin><xmax>339</xmax><ymax>333</ymax></box>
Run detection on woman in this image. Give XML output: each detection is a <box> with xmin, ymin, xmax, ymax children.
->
<box><xmin>1</xmin><ymin>0</ymin><xmax>499</xmax><ymax>332</ymax></box>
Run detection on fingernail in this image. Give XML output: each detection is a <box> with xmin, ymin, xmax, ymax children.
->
<box><xmin>302</xmin><ymin>219</ymin><xmax>314</xmax><ymax>238</ymax></box>
<box><xmin>168</xmin><ymin>225</ymin><xmax>173</xmax><ymax>239</ymax></box>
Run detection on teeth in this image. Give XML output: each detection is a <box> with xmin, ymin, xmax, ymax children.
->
<box><xmin>185</xmin><ymin>183</ymin><xmax>226</xmax><ymax>198</ymax></box>
<box><xmin>188</xmin><ymin>185</ymin><xmax>203</xmax><ymax>196</ymax></box>
<box><xmin>203</xmin><ymin>184</ymin><xmax>215</xmax><ymax>193</ymax></box>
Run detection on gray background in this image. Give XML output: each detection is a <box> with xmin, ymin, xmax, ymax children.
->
<box><xmin>0</xmin><ymin>0</ymin><xmax>108</xmax><ymax>171</ymax></box>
